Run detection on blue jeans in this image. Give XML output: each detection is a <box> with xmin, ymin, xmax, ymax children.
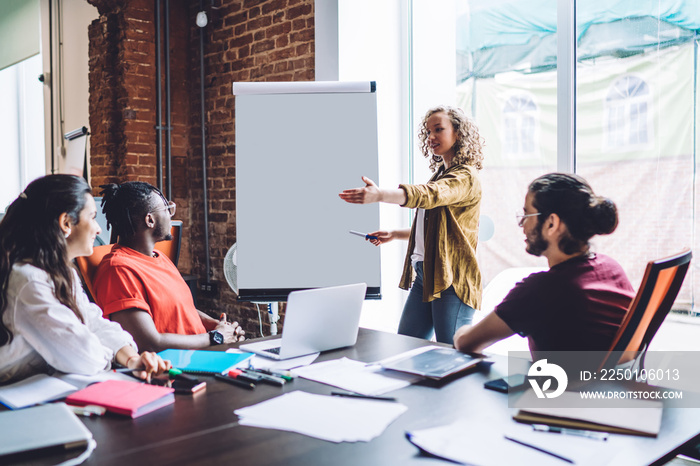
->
<box><xmin>398</xmin><ymin>261</ymin><xmax>475</xmax><ymax>344</ymax></box>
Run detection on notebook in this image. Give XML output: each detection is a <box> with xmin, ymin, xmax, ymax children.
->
<box><xmin>240</xmin><ymin>283</ymin><xmax>366</xmax><ymax>360</ymax></box>
<box><xmin>0</xmin><ymin>374</ymin><xmax>79</xmax><ymax>409</ymax></box>
<box><xmin>0</xmin><ymin>403</ymin><xmax>93</xmax><ymax>458</ymax></box>
<box><xmin>65</xmin><ymin>379</ymin><xmax>174</xmax><ymax>418</ymax></box>
<box><xmin>379</xmin><ymin>346</ymin><xmax>484</xmax><ymax>380</ymax></box>
<box><xmin>158</xmin><ymin>348</ymin><xmax>253</xmax><ymax>374</ymax></box>
<box><xmin>513</xmin><ymin>391</ymin><xmax>663</xmax><ymax>437</ymax></box>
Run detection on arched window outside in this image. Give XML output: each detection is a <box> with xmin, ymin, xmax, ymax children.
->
<box><xmin>604</xmin><ymin>75</ymin><xmax>652</xmax><ymax>150</ymax></box>
<box><xmin>502</xmin><ymin>94</ymin><xmax>538</xmax><ymax>159</ymax></box>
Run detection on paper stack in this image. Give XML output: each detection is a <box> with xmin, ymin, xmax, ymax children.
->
<box><xmin>235</xmin><ymin>390</ymin><xmax>407</xmax><ymax>443</ymax></box>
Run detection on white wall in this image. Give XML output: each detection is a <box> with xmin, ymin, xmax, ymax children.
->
<box><xmin>321</xmin><ymin>0</ymin><xmax>458</xmax><ymax>333</ymax></box>
<box><xmin>40</xmin><ymin>0</ymin><xmax>98</xmax><ymax>175</ymax></box>
<box><xmin>335</xmin><ymin>0</ymin><xmax>410</xmax><ymax>332</ymax></box>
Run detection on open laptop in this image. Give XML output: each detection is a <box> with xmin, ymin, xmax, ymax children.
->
<box><xmin>240</xmin><ymin>283</ymin><xmax>367</xmax><ymax>360</ymax></box>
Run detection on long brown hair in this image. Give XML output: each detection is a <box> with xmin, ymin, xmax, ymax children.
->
<box><xmin>0</xmin><ymin>175</ymin><xmax>91</xmax><ymax>346</ymax></box>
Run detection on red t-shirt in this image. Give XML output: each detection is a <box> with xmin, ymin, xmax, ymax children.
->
<box><xmin>495</xmin><ymin>253</ymin><xmax>635</xmax><ymax>354</ymax></box>
<box><xmin>93</xmin><ymin>245</ymin><xmax>206</xmax><ymax>335</ymax></box>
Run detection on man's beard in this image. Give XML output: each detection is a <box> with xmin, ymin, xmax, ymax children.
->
<box><xmin>525</xmin><ymin>225</ymin><xmax>548</xmax><ymax>257</ymax></box>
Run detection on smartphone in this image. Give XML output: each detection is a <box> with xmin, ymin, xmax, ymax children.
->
<box><xmin>172</xmin><ymin>378</ymin><xmax>207</xmax><ymax>394</ymax></box>
<box><xmin>483</xmin><ymin>374</ymin><xmax>528</xmax><ymax>393</ymax></box>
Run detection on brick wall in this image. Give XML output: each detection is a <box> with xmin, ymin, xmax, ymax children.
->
<box><xmin>87</xmin><ymin>0</ymin><xmax>315</xmax><ymax>337</ymax></box>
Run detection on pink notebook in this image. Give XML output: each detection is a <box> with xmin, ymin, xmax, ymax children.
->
<box><xmin>66</xmin><ymin>379</ymin><xmax>174</xmax><ymax>418</ymax></box>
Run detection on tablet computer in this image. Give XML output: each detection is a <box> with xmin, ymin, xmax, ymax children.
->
<box><xmin>380</xmin><ymin>346</ymin><xmax>484</xmax><ymax>380</ymax></box>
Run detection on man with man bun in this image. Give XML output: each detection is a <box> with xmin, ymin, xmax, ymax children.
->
<box><xmin>454</xmin><ymin>173</ymin><xmax>635</xmax><ymax>355</ymax></box>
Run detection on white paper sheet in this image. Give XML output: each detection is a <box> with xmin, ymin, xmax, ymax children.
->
<box><xmin>291</xmin><ymin>357</ymin><xmax>420</xmax><ymax>396</ymax></box>
<box><xmin>235</xmin><ymin>390</ymin><xmax>407</xmax><ymax>443</ymax></box>
<box><xmin>225</xmin><ymin>349</ymin><xmax>320</xmax><ymax>370</ymax></box>
<box><xmin>407</xmin><ymin>417</ymin><xmax>620</xmax><ymax>466</ymax></box>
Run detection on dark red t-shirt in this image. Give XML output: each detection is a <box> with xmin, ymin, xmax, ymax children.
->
<box><xmin>495</xmin><ymin>253</ymin><xmax>635</xmax><ymax>354</ymax></box>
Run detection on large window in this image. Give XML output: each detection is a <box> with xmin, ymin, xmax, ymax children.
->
<box><xmin>0</xmin><ymin>54</ymin><xmax>45</xmax><ymax>212</ymax></box>
<box><xmin>575</xmin><ymin>4</ymin><xmax>698</xmax><ymax>315</ymax></box>
<box><xmin>332</xmin><ymin>0</ymin><xmax>700</xmax><ymax>336</ymax></box>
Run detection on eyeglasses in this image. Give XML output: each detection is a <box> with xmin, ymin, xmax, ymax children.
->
<box><xmin>151</xmin><ymin>201</ymin><xmax>176</xmax><ymax>218</ymax></box>
<box><xmin>516</xmin><ymin>212</ymin><xmax>540</xmax><ymax>227</ymax></box>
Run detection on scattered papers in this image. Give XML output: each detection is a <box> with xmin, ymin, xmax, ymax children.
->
<box><xmin>0</xmin><ymin>374</ymin><xmax>78</xmax><ymax>409</ymax></box>
<box><xmin>235</xmin><ymin>390</ymin><xmax>407</xmax><ymax>443</ymax></box>
<box><xmin>407</xmin><ymin>417</ymin><xmax>619</xmax><ymax>466</ymax></box>
<box><xmin>291</xmin><ymin>357</ymin><xmax>420</xmax><ymax>396</ymax></box>
<box><xmin>226</xmin><ymin>349</ymin><xmax>320</xmax><ymax>371</ymax></box>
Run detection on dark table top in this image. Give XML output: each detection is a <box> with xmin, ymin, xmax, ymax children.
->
<box><xmin>6</xmin><ymin>328</ymin><xmax>700</xmax><ymax>466</ymax></box>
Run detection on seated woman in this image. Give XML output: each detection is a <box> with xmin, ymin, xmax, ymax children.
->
<box><xmin>0</xmin><ymin>174</ymin><xmax>170</xmax><ymax>384</ymax></box>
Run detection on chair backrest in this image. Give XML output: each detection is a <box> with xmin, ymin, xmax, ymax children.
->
<box><xmin>75</xmin><ymin>244</ymin><xmax>114</xmax><ymax>302</ymax></box>
<box><xmin>154</xmin><ymin>220</ymin><xmax>182</xmax><ymax>267</ymax></box>
<box><xmin>599</xmin><ymin>248</ymin><xmax>692</xmax><ymax>371</ymax></box>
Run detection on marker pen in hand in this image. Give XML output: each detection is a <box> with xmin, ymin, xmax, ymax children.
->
<box><xmin>349</xmin><ymin>230</ymin><xmax>378</xmax><ymax>240</ymax></box>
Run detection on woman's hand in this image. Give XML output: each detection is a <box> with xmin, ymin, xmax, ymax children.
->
<box><xmin>127</xmin><ymin>352</ymin><xmax>171</xmax><ymax>382</ymax></box>
<box><xmin>339</xmin><ymin>176</ymin><xmax>382</xmax><ymax>204</ymax></box>
<box><xmin>367</xmin><ymin>230</ymin><xmax>393</xmax><ymax>246</ymax></box>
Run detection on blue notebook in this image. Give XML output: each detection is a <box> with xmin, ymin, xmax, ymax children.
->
<box><xmin>158</xmin><ymin>349</ymin><xmax>253</xmax><ymax>374</ymax></box>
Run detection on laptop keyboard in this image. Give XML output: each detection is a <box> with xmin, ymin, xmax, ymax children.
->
<box><xmin>264</xmin><ymin>347</ymin><xmax>281</xmax><ymax>355</ymax></box>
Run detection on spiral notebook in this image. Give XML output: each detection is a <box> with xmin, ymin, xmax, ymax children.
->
<box><xmin>158</xmin><ymin>349</ymin><xmax>253</xmax><ymax>374</ymax></box>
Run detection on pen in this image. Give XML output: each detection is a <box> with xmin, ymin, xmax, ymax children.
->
<box><xmin>330</xmin><ymin>391</ymin><xmax>397</xmax><ymax>402</ymax></box>
<box><xmin>533</xmin><ymin>424</ymin><xmax>609</xmax><ymax>441</ymax></box>
<box><xmin>242</xmin><ymin>368</ymin><xmax>286</xmax><ymax>386</ymax></box>
<box><xmin>349</xmin><ymin>230</ymin><xmax>378</xmax><ymax>240</ymax></box>
<box><xmin>214</xmin><ymin>373</ymin><xmax>256</xmax><ymax>390</ymax></box>
<box><xmin>504</xmin><ymin>436</ymin><xmax>574</xmax><ymax>463</ymax></box>
<box><xmin>113</xmin><ymin>367</ymin><xmax>145</xmax><ymax>373</ymax></box>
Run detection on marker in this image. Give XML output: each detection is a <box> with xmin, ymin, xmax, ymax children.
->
<box><xmin>257</xmin><ymin>368</ymin><xmax>294</xmax><ymax>381</ymax></box>
<box><xmin>243</xmin><ymin>368</ymin><xmax>286</xmax><ymax>386</ymax></box>
<box><xmin>214</xmin><ymin>373</ymin><xmax>255</xmax><ymax>390</ymax></box>
<box><xmin>228</xmin><ymin>369</ymin><xmax>262</xmax><ymax>384</ymax></box>
<box><xmin>330</xmin><ymin>391</ymin><xmax>397</xmax><ymax>402</ymax></box>
<box><xmin>349</xmin><ymin>230</ymin><xmax>378</xmax><ymax>240</ymax></box>
<box><xmin>504</xmin><ymin>436</ymin><xmax>574</xmax><ymax>464</ymax></box>
<box><xmin>68</xmin><ymin>405</ymin><xmax>106</xmax><ymax>417</ymax></box>
<box><xmin>168</xmin><ymin>368</ymin><xmax>199</xmax><ymax>383</ymax></box>
<box><xmin>532</xmin><ymin>424</ymin><xmax>609</xmax><ymax>441</ymax></box>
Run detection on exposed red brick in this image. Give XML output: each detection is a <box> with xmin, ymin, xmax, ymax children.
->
<box><xmin>88</xmin><ymin>0</ymin><xmax>315</xmax><ymax>335</ymax></box>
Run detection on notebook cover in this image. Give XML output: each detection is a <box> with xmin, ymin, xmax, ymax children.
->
<box><xmin>157</xmin><ymin>349</ymin><xmax>253</xmax><ymax>374</ymax></box>
<box><xmin>65</xmin><ymin>380</ymin><xmax>174</xmax><ymax>418</ymax></box>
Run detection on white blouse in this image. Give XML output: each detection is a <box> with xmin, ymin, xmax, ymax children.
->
<box><xmin>0</xmin><ymin>263</ymin><xmax>136</xmax><ymax>384</ymax></box>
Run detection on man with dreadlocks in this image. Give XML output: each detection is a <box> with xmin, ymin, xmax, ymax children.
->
<box><xmin>93</xmin><ymin>181</ymin><xmax>244</xmax><ymax>352</ymax></box>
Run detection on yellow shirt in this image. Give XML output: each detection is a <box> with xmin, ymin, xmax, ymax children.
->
<box><xmin>398</xmin><ymin>164</ymin><xmax>482</xmax><ymax>309</ymax></box>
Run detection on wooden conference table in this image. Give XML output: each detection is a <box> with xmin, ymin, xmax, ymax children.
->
<box><xmin>11</xmin><ymin>328</ymin><xmax>700</xmax><ymax>466</ymax></box>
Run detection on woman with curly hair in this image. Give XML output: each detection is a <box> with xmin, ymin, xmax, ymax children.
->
<box><xmin>340</xmin><ymin>105</ymin><xmax>485</xmax><ymax>343</ymax></box>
